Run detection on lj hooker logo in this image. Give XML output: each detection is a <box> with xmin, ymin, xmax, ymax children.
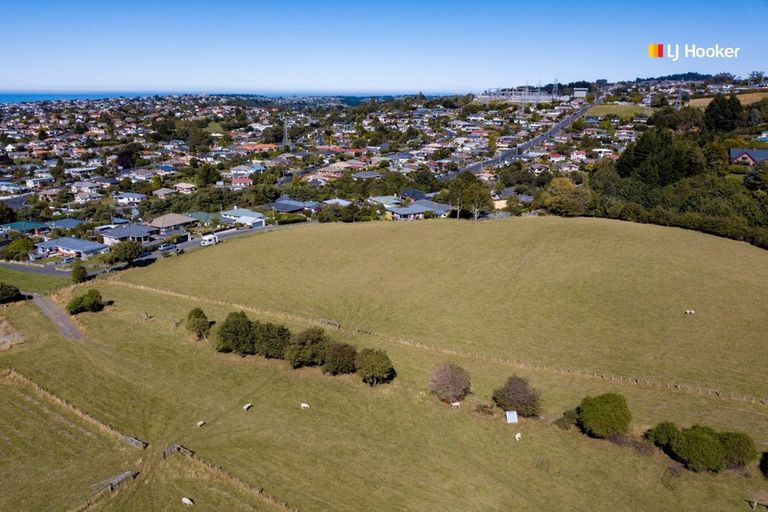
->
<box><xmin>648</xmin><ymin>42</ymin><xmax>740</xmax><ymax>61</ymax></box>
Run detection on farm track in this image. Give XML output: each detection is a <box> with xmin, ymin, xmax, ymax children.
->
<box><xmin>32</xmin><ymin>294</ymin><xmax>83</xmax><ymax>341</ymax></box>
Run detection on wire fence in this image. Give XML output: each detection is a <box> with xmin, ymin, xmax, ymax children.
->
<box><xmin>106</xmin><ymin>280</ymin><xmax>768</xmax><ymax>409</ymax></box>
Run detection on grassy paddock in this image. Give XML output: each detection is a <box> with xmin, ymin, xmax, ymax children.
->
<box><xmin>689</xmin><ymin>91</ymin><xmax>768</xmax><ymax>108</ymax></box>
<box><xmin>116</xmin><ymin>217</ymin><xmax>768</xmax><ymax>398</ymax></box>
<box><xmin>586</xmin><ymin>104</ymin><xmax>652</xmax><ymax>117</ymax></box>
<box><xmin>0</xmin><ymin>375</ymin><xmax>136</xmax><ymax>512</ymax></box>
<box><xmin>1</xmin><ymin>275</ymin><xmax>765</xmax><ymax>511</ymax></box>
<box><xmin>0</xmin><ymin>266</ymin><xmax>69</xmax><ymax>292</ymax></box>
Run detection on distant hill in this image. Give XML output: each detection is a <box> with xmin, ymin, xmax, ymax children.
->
<box><xmin>635</xmin><ymin>72</ymin><xmax>713</xmax><ymax>82</ymax></box>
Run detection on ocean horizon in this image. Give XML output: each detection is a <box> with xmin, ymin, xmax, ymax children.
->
<box><xmin>0</xmin><ymin>89</ymin><xmax>450</xmax><ymax>105</ymax></box>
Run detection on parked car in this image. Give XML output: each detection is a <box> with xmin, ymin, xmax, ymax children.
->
<box><xmin>200</xmin><ymin>234</ymin><xmax>219</xmax><ymax>247</ymax></box>
<box><xmin>158</xmin><ymin>243</ymin><xmax>176</xmax><ymax>252</ymax></box>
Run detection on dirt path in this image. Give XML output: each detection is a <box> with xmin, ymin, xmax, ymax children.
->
<box><xmin>32</xmin><ymin>295</ymin><xmax>83</xmax><ymax>341</ymax></box>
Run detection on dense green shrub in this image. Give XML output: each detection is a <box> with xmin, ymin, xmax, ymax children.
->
<box><xmin>670</xmin><ymin>425</ymin><xmax>726</xmax><ymax>472</ymax></box>
<box><xmin>186</xmin><ymin>308</ymin><xmax>211</xmax><ymax>340</ymax></box>
<box><xmin>71</xmin><ymin>262</ymin><xmax>88</xmax><ymax>283</ymax></box>
<box><xmin>492</xmin><ymin>376</ymin><xmax>541</xmax><ymax>417</ymax></box>
<box><xmin>285</xmin><ymin>327</ymin><xmax>329</xmax><ymax>368</ymax></box>
<box><xmin>2</xmin><ymin>238</ymin><xmax>34</xmax><ymax>261</ymax></box>
<box><xmin>0</xmin><ymin>283</ymin><xmax>22</xmax><ymax>304</ymax></box>
<box><xmin>253</xmin><ymin>321</ymin><xmax>292</xmax><ymax>359</ymax></box>
<box><xmin>322</xmin><ymin>343</ymin><xmax>358</xmax><ymax>375</ymax></box>
<box><xmin>645</xmin><ymin>421</ymin><xmax>680</xmax><ymax>451</ymax></box>
<box><xmin>428</xmin><ymin>362</ymin><xmax>471</xmax><ymax>402</ymax></box>
<box><xmin>355</xmin><ymin>348</ymin><xmax>396</xmax><ymax>386</ymax></box>
<box><xmin>718</xmin><ymin>432</ymin><xmax>758</xmax><ymax>467</ymax></box>
<box><xmin>66</xmin><ymin>289</ymin><xmax>103</xmax><ymax>315</ymax></box>
<box><xmin>577</xmin><ymin>393</ymin><xmax>631</xmax><ymax>438</ymax></box>
<box><xmin>215</xmin><ymin>311</ymin><xmax>254</xmax><ymax>354</ymax></box>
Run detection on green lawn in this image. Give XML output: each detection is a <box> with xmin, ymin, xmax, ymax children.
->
<box><xmin>2</xmin><ymin>215</ymin><xmax>768</xmax><ymax>511</ymax></box>
<box><xmin>0</xmin><ymin>374</ymin><xmax>136</xmax><ymax>512</ymax></box>
<box><xmin>586</xmin><ymin>104</ymin><xmax>652</xmax><ymax>117</ymax></box>
<box><xmin>116</xmin><ymin>217</ymin><xmax>768</xmax><ymax>399</ymax></box>
<box><xmin>0</xmin><ymin>266</ymin><xmax>70</xmax><ymax>292</ymax></box>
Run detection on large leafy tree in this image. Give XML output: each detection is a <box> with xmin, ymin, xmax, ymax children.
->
<box><xmin>445</xmin><ymin>172</ymin><xmax>492</xmax><ymax>220</ymax></box>
<box><xmin>704</xmin><ymin>94</ymin><xmax>743</xmax><ymax>132</ymax></box>
<box><xmin>616</xmin><ymin>128</ymin><xmax>706</xmax><ymax>187</ymax></box>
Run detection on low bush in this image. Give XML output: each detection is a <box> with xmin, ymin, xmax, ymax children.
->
<box><xmin>717</xmin><ymin>432</ymin><xmax>758</xmax><ymax>467</ymax></box>
<box><xmin>215</xmin><ymin>311</ymin><xmax>254</xmax><ymax>354</ymax></box>
<box><xmin>71</xmin><ymin>263</ymin><xmax>88</xmax><ymax>284</ymax></box>
<box><xmin>0</xmin><ymin>282</ymin><xmax>22</xmax><ymax>304</ymax></box>
<box><xmin>285</xmin><ymin>327</ymin><xmax>330</xmax><ymax>368</ymax></box>
<box><xmin>670</xmin><ymin>425</ymin><xmax>726</xmax><ymax>473</ymax></box>
<box><xmin>645</xmin><ymin>421</ymin><xmax>680</xmax><ymax>452</ymax></box>
<box><xmin>66</xmin><ymin>289</ymin><xmax>103</xmax><ymax>315</ymax></box>
<box><xmin>186</xmin><ymin>308</ymin><xmax>211</xmax><ymax>340</ymax></box>
<box><xmin>492</xmin><ymin>376</ymin><xmax>541</xmax><ymax>417</ymax></box>
<box><xmin>577</xmin><ymin>393</ymin><xmax>631</xmax><ymax>439</ymax></box>
<box><xmin>253</xmin><ymin>320</ymin><xmax>292</xmax><ymax>359</ymax></box>
<box><xmin>356</xmin><ymin>348</ymin><xmax>396</xmax><ymax>386</ymax></box>
<box><xmin>322</xmin><ymin>343</ymin><xmax>358</xmax><ymax>375</ymax></box>
<box><xmin>428</xmin><ymin>362</ymin><xmax>471</xmax><ymax>402</ymax></box>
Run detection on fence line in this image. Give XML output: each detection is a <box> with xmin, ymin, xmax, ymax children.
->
<box><xmin>161</xmin><ymin>442</ymin><xmax>298</xmax><ymax>511</ymax></box>
<box><xmin>3</xmin><ymin>368</ymin><xmax>149</xmax><ymax>448</ymax></box>
<box><xmin>105</xmin><ymin>280</ymin><xmax>768</xmax><ymax>408</ymax></box>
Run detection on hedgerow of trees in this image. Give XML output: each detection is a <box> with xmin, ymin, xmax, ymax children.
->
<box><xmin>214</xmin><ymin>311</ymin><xmax>395</xmax><ymax>385</ymax></box>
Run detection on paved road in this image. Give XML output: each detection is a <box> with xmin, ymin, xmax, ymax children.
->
<box><xmin>0</xmin><ymin>261</ymin><xmax>69</xmax><ymax>277</ymax></box>
<box><xmin>457</xmin><ymin>98</ymin><xmax>600</xmax><ymax>175</ymax></box>
<box><xmin>32</xmin><ymin>294</ymin><xmax>83</xmax><ymax>340</ymax></box>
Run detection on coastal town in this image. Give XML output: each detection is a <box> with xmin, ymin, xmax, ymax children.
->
<box><xmin>1</xmin><ymin>73</ymin><xmax>767</xmax><ymax>270</ymax></box>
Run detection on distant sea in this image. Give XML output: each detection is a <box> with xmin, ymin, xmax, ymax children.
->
<box><xmin>0</xmin><ymin>92</ymin><xmax>171</xmax><ymax>104</ymax></box>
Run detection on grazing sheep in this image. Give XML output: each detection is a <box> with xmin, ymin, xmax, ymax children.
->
<box><xmin>196</xmin><ymin>420</ymin><xmax>205</xmax><ymax>428</ymax></box>
<box><xmin>300</xmin><ymin>403</ymin><xmax>310</xmax><ymax>410</ymax></box>
<box><xmin>450</xmin><ymin>401</ymin><xmax>461</xmax><ymax>409</ymax></box>
<box><xmin>515</xmin><ymin>432</ymin><xmax>522</xmax><ymax>442</ymax></box>
<box><xmin>690</xmin><ymin>310</ymin><xmax>695</xmax><ymax>315</ymax></box>
<box><xmin>181</xmin><ymin>497</ymin><xmax>194</xmax><ymax>506</ymax></box>
<box><xmin>243</xmin><ymin>403</ymin><xmax>253</xmax><ymax>411</ymax></box>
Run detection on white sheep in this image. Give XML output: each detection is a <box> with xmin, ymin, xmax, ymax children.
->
<box><xmin>196</xmin><ymin>420</ymin><xmax>205</xmax><ymax>428</ymax></box>
<box><xmin>300</xmin><ymin>403</ymin><xmax>310</xmax><ymax>410</ymax></box>
<box><xmin>450</xmin><ymin>401</ymin><xmax>461</xmax><ymax>409</ymax></box>
<box><xmin>515</xmin><ymin>432</ymin><xmax>522</xmax><ymax>442</ymax></box>
<box><xmin>243</xmin><ymin>403</ymin><xmax>253</xmax><ymax>411</ymax></box>
<box><xmin>181</xmin><ymin>496</ymin><xmax>194</xmax><ymax>506</ymax></box>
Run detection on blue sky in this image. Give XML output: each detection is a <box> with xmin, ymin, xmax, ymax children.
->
<box><xmin>1</xmin><ymin>0</ymin><xmax>765</xmax><ymax>94</ymax></box>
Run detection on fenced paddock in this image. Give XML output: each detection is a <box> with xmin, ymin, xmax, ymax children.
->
<box><xmin>0</xmin><ymin>376</ymin><xmax>134</xmax><ymax>512</ymax></box>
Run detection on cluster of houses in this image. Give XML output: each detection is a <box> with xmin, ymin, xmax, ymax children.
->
<box><xmin>1</xmin><ymin>87</ymin><xmax>766</xmax><ymax>264</ymax></box>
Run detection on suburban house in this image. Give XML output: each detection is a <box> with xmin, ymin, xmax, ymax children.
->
<box><xmin>729</xmin><ymin>148</ymin><xmax>768</xmax><ymax>166</ymax></box>
<box><xmin>268</xmin><ymin>197</ymin><xmax>319</xmax><ymax>214</ymax></box>
<box><xmin>47</xmin><ymin>218</ymin><xmax>84</xmax><ymax>230</ymax></box>
<box><xmin>368</xmin><ymin>195</ymin><xmax>401</xmax><ymax>208</ymax></box>
<box><xmin>35</xmin><ymin>237</ymin><xmax>108</xmax><ymax>260</ymax></box>
<box><xmin>186</xmin><ymin>211</ymin><xmax>234</xmax><ymax>227</ymax></box>
<box><xmin>386</xmin><ymin>204</ymin><xmax>431</xmax><ymax>221</ymax></box>
<box><xmin>412</xmin><ymin>199</ymin><xmax>453</xmax><ymax>218</ymax></box>
<box><xmin>149</xmin><ymin>213</ymin><xmax>198</xmax><ymax>233</ymax></box>
<box><xmin>114</xmin><ymin>192</ymin><xmax>147</xmax><ymax>205</ymax></box>
<box><xmin>173</xmin><ymin>182</ymin><xmax>197</xmax><ymax>195</ymax></box>
<box><xmin>101</xmin><ymin>224</ymin><xmax>159</xmax><ymax>246</ymax></box>
<box><xmin>74</xmin><ymin>191</ymin><xmax>103</xmax><ymax>204</ymax></box>
<box><xmin>152</xmin><ymin>187</ymin><xmax>177</xmax><ymax>199</ymax></box>
<box><xmin>220</xmin><ymin>208</ymin><xmax>266</xmax><ymax>228</ymax></box>
<box><xmin>0</xmin><ymin>220</ymin><xmax>50</xmax><ymax>236</ymax></box>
